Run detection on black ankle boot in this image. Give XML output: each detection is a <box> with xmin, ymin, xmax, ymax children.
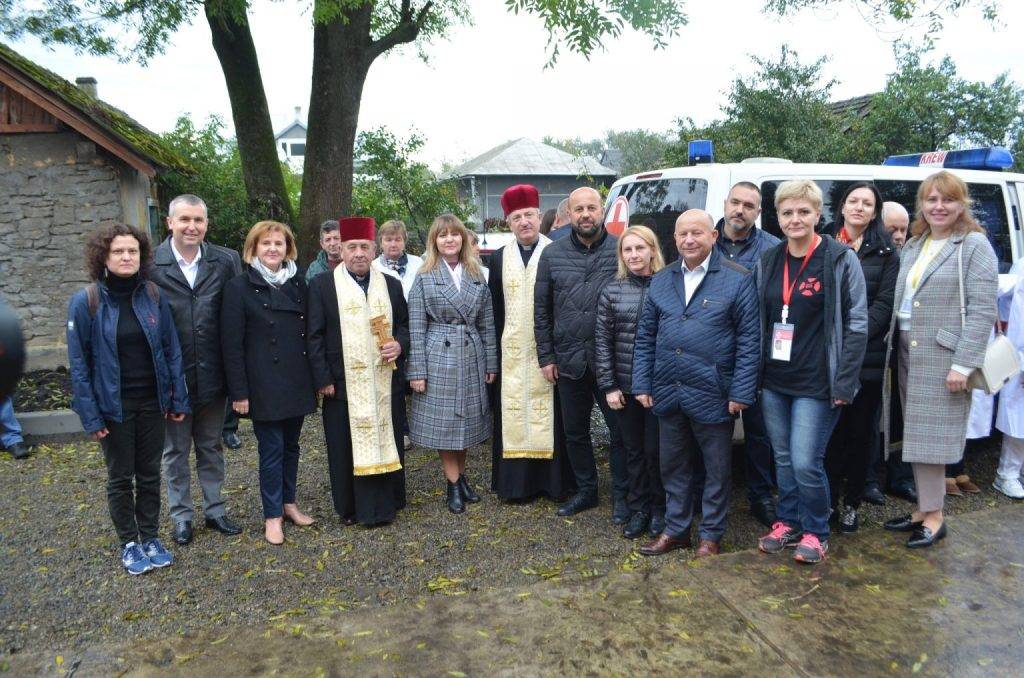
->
<box><xmin>458</xmin><ymin>474</ymin><xmax>481</xmax><ymax>503</ymax></box>
<box><xmin>446</xmin><ymin>481</ymin><xmax>465</xmax><ymax>514</ymax></box>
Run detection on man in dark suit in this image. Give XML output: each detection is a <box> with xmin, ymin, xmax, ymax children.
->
<box><xmin>151</xmin><ymin>194</ymin><xmax>243</xmax><ymax>545</ymax></box>
<box><xmin>633</xmin><ymin>210</ymin><xmax>761</xmax><ymax>558</ymax></box>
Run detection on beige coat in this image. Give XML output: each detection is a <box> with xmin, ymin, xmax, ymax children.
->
<box><xmin>884</xmin><ymin>231</ymin><xmax>998</xmax><ymax>464</ymax></box>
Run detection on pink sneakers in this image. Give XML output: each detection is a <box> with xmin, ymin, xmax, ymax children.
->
<box><xmin>793</xmin><ymin>533</ymin><xmax>828</xmax><ymax>564</ymax></box>
<box><xmin>758</xmin><ymin>522</ymin><xmax>802</xmax><ymax>554</ymax></box>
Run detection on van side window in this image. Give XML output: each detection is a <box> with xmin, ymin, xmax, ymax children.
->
<box><xmin>762</xmin><ymin>179</ymin><xmax>1012</xmax><ymax>271</ymax></box>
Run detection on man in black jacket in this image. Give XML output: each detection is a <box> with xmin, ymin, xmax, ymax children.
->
<box><xmin>535</xmin><ymin>186</ymin><xmax>627</xmax><ymax>518</ymax></box>
<box><xmin>714</xmin><ymin>182</ymin><xmax>781</xmax><ymax>528</ymax></box>
<box><xmin>151</xmin><ymin>194</ymin><xmax>243</xmax><ymax>545</ymax></box>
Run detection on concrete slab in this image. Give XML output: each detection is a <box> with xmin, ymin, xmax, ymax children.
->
<box><xmin>16</xmin><ymin>408</ymin><xmax>82</xmax><ymax>437</ymax></box>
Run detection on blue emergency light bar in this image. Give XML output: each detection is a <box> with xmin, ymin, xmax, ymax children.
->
<box><xmin>688</xmin><ymin>139</ymin><xmax>713</xmax><ymax>165</ymax></box>
<box><xmin>882</xmin><ymin>147</ymin><xmax>1014</xmax><ymax>171</ymax></box>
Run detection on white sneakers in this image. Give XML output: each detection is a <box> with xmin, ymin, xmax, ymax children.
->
<box><xmin>993</xmin><ymin>476</ymin><xmax>1024</xmax><ymax>500</ymax></box>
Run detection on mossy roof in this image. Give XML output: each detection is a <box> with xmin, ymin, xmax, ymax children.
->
<box><xmin>0</xmin><ymin>41</ymin><xmax>190</xmax><ymax>173</ymax></box>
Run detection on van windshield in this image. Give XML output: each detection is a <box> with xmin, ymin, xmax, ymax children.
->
<box><xmin>606</xmin><ymin>178</ymin><xmax>708</xmax><ymax>263</ymax></box>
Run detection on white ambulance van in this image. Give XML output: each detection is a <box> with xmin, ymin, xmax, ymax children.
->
<box><xmin>605</xmin><ymin>144</ymin><xmax>1024</xmax><ymax>275</ymax></box>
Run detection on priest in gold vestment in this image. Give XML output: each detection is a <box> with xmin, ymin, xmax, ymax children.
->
<box><xmin>489</xmin><ymin>185</ymin><xmax>576</xmax><ymax>502</ymax></box>
<box><xmin>307</xmin><ymin>216</ymin><xmax>409</xmax><ymax>526</ymax></box>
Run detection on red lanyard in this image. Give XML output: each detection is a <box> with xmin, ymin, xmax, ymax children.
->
<box><xmin>781</xmin><ymin>235</ymin><xmax>820</xmax><ymax>320</ymax></box>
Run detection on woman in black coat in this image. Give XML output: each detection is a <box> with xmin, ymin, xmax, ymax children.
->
<box><xmin>823</xmin><ymin>182</ymin><xmax>898</xmax><ymax>533</ymax></box>
<box><xmin>221</xmin><ymin>221</ymin><xmax>317</xmax><ymax>545</ymax></box>
<box><xmin>595</xmin><ymin>225</ymin><xmax>666</xmax><ymax>540</ymax></box>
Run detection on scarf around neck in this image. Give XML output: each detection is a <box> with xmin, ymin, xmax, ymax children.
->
<box><xmin>252</xmin><ymin>258</ymin><xmax>297</xmax><ymax>287</ymax></box>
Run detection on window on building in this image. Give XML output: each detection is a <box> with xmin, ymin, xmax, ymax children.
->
<box><xmin>290</xmin><ymin>143</ymin><xmax>306</xmax><ymax>157</ymax></box>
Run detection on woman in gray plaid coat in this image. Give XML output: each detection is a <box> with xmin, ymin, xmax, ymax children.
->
<box><xmin>408</xmin><ymin>215</ymin><xmax>498</xmax><ymax>514</ymax></box>
<box><xmin>883</xmin><ymin>171</ymin><xmax>998</xmax><ymax>549</ymax></box>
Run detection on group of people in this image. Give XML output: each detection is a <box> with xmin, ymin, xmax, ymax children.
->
<box><xmin>66</xmin><ymin>168</ymin><xmax>1018</xmax><ymax>575</ymax></box>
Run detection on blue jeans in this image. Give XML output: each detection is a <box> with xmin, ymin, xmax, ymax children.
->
<box><xmin>252</xmin><ymin>416</ymin><xmax>304</xmax><ymax>519</ymax></box>
<box><xmin>760</xmin><ymin>388</ymin><xmax>840</xmax><ymax>539</ymax></box>
<box><xmin>0</xmin><ymin>397</ymin><xmax>24</xmax><ymax>449</ymax></box>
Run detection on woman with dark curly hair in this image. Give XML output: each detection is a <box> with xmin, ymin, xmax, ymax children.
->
<box><xmin>67</xmin><ymin>222</ymin><xmax>190</xmax><ymax>575</ymax></box>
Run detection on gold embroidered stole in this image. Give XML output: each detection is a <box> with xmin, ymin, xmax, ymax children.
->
<box><xmin>334</xmin><ymin>266</ymin><xmax>402</xmax><ymax>476</ymax></box>
<box><xmin>500</xmin><ymin>236</ymin><xmax>554</xmax><ymax>459</ymax></box>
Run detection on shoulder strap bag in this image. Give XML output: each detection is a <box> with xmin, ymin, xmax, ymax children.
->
<box><xmin>957</xmin><ymin>244</ymin><xmax>1020</xmax><ymax>394</ymax></box>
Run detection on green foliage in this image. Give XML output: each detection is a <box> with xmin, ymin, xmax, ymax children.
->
<box><xmin>667</xmin><ymin>47</ymin><xmax>851</xmax><ymax>165</ymax></box>
<box><xmin>159</xmin><ymin>114</ymin><xmax>284</xmax><ymax>253</ymax></box>
<box><xmin>544</xmin><ymin>130</ymin><xmax>673</xmax><ymax>175</ymax></box>
<box><xmin>351</xmin><ymin>128</ymin><xmax>472</xmax><ymax>255</ymax></box>
<box><xmin>665</xmin><ymin>46</ymin><xmax>1023</xmax><ymax>168</ymax></box>
<box><xmin>849</xmin><ymin>48</ymin><xmax>1024</xmax><ymax>163</ymax></box>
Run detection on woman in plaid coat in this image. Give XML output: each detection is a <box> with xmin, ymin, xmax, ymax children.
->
<box><xmin>408</xmin><ymin>215</ymin><xmax>498</xmax><ymax>514</ymax></box>
<box><xmin>883</xmin><ymin>171</ymin><xmax>998</xmax><ymax>549</ymax></box>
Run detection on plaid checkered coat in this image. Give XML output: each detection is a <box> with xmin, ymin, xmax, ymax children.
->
<box><xmin>407</xmin><ymin>264</ymin><xmax>499</xmax><ymax>450</ymax></box>
<box><xmin>883</xmin><ymin>231</ymin><xmax>998</xmax><ymax>465</ymax></box>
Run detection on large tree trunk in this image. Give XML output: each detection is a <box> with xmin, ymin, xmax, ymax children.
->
<box><xmin>205</xmin><ymin>2</ymin><xmax>294</xmax><ymax>226</ymax></box>
<box><xmin>298</xmin><ymin>4</ymin><xmax>375</xmax><ymax>263</ymax></box>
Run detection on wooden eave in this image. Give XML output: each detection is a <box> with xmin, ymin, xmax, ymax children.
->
<box><xmin>0</xmin><ymin>61</ymin><xmax>157</xmax><ymax>177</ymax></box>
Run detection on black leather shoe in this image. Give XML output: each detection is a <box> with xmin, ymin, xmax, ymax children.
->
<box><xmin>887</xmin><ymin>484</ymin><xmax>918</xmax><ymax>503</ymax></box>
<box><xmin>7</xmin><ymin>442</ymin><xmax>30</xmax><ymax>459</ymax></box>
<box><xmin>750</xmin><ymin>496</ymin><xmax>777</xmax><ymax>528</ymax></box>
<box><xmin>862</xmin><ymin>485</ymin><xmax>886</xmax><ymax>506</ymax></box>
<box><xmin>205</xmin><ymin>515</ymin><xmax>242</xmax><ymax>535</ymax></box>
<box><xmin>884</xmin><ymin>514</ymin><xmax>922</xmax><ymax>532</ymax></box>
<box><xmin>173</xmin><ymin>520</ymin><xmax>194</xmax><ymax>545</ymax></box>
<box><xmin>648</xmin><ymin>515</ymin><xmax>665</xmax><ymax>537</ymax></box>
<box><xmin>612</xmin><ymin>498</ymin><xmax>630</xmax><ymax>525</ymax></box>
<box><xmin>458</xmin><ymin>474</ymin><xmax>481</xmax><ymax>503</ymax></box>
<box><xmin>222</xmin><ymin>432</ymin><xmax>242</xmax><ymax>450</ymax></box>
<box><xmin>556</xmin><ymin>492</ymin><xmax>598</xmax><ymax>517</ymax></box>
<box><xmin>622</xmin><ymin>511</ymin><xmax>650</xmax><ymax>539</ymax></box>
<box><xmin>906</xmin><ymin>522</ymin><xmax>947</xmax><ymax>548</ymax></box>
<box><xmin>446</xmin><ymin>481</ymin><xmax>465</xmax><ymax>514</ymax></box>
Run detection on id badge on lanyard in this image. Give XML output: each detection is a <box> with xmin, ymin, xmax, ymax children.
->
<box><xmin>773</xmin><ymin>237</ymin><xmax>819</xmax><ymax>363</ymax></box>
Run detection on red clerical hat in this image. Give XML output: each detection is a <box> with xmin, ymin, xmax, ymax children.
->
<box><xmin>500</xmin><ymin>184</ymin><xmax>540</xmax><ymax>217</ymax></box>
<box><xmin>338</xmin><ymin>216</ymin><xmax>376</xmax><ymax>242</ymax></box>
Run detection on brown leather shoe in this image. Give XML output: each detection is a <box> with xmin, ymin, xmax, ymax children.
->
<box><xmin>955</xmin><ymin>474</ymin><xmax>981</xmax><ymax>494</ymax></box>
<box><xmin>945</xmin><ymin>477</ymin><xmax>963</xmax><ymax>497</ymax></box>
<box><xmin>695</xmin><ymin>540</ymin><xmax>720</xmax><ymax>558</ymax></box>
<box><xmin>639</xmin><ymin>532</ymin><xmax>691</xmax><ymax>556</ymax></box>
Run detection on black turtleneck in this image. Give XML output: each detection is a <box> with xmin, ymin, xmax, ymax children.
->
<box><xmin>107</xmin><ymin>273</ymin><xmax>158</xmax><ymax>408</ymax></box>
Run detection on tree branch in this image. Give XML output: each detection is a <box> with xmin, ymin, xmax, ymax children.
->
<box><xmin>367</xmin><ymin>0</ymin><xmax>433</xmax><ymax>61</ymax></box>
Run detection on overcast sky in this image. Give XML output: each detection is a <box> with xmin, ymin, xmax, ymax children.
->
<box><xmin>8</xmin><ymin>0</ymin><xmax>1023</xmax><ymax>169</ymax></box>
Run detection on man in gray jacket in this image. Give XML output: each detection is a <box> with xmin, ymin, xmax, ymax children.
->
<box><xmin>151</xmin><ymin>194</ymin><xmax>243</xmax><ymax>545</ymax></box>
<box><xmin>535</xmin><ymin>187</ymin><xmax>627</xmax><ymax>519</ymax></box>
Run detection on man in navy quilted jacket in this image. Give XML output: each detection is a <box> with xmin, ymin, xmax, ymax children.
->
<box><xmin>633</xmin><ymin>210</ymin><xmax>761</xmax><ymax>558</ymax></box>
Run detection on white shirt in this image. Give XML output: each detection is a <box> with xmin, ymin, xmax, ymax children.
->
<box><xmin>447</xmin><ymin>261</ymin><xmax>464</xmax><ymax>291</ymax></box>
<box><xmin>171</xmin><ymin>240</ymin><xmax>202</xmax><ymax>289</ymax></box>
<box><xmin>681</xmin><ymin>252</ymin><xmax>712</xmax><ymax>306</ymax></box>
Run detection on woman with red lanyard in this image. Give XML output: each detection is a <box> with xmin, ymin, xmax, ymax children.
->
<box><xmin>754</xmin><ymin>180</ymin><xmax>867</xmax><ymax>564</ymax></box>
<box><xmin>823</xmin><ymin>182</ymin><xmax>899</xmax><ymax>533</ymax></box>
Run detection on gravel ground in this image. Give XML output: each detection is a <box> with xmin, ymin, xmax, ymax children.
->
<box><xmin>12</xmin><ymin>369</ymin><xmax>72</xmax><ymax>412</ymax></box>
<box><xmin>0</xmin><ymin>411</ymin><xmax>1016</xmax><ymax>664</ymax></box>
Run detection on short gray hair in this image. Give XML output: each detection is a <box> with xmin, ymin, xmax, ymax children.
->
<box><xmin>556</xmin><ymin>198</ymin><xmax>570</xmax><ymax>219</ymax></box>
<box><xmin>168</xmin><ymin>194</ymin><xmax>208</xmax><ymax>219</ymax></box>
<box><xmin>882</xmin><ymin>201</ymin><xmax>909</xmax><ymax>221</ymax></box>
<box><xmin>320</xmin><ymin>220</ymin><xmax>339</xmax><ymax>234</ymax></box>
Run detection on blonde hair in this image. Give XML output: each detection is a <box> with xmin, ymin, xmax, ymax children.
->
<box><xmin>242</xmin><ymin>221</ymin><xmax>298</xmax><ymax>264</ymax></box>
<box><xmin>774</xmin><ymin>180</ymin><xmax>823</xmax><ymax>212</ymax></box>
<box><xmin>616</xmin><ymin>225</ymin><xmax>665</xmax><ymax>280</ymax></box>
<box><xmin>910</xmin><ymin>170</ymin><xmax>984</xmax><ymax>238</ymax></box>
<box><xmin>378</xmin><ymin>220</ymin><xmax>408</xmax><ymax>243</ymax></box>
<box><xmin>420</xmin><ymin>214</ymin><xmax>484</xmax><ymax>280</ymax></box>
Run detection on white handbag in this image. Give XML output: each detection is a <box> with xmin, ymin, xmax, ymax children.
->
<box><xmin>957</xmin><ymin>244</ymin><xmax>1020</xmax><ymax>394</ymax></box>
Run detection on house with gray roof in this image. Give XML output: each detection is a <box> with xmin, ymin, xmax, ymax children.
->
<box><xmin>450</xmin><ymin>138</ymin><xmax>617</xmax><ymax>223</ymax></box>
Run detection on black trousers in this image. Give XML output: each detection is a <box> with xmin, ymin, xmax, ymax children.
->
<box><xmin>825</xmin><ymin>378</ymin><xmax>882</xmax><ymax>510</ymax></box>
<box><xmin>555</xmin><ymin>368</ymin><xmax>627</xmax><ymax>499</ymax></box>
<box><xmin>616</xmin><ymin>398</ymin><xmax>664</xmax><ymax>516</ymax></box>
<box><xmin>100</xmin><ymin>402</ymin><xmax>165</xmax><ymax>546</ymax></box>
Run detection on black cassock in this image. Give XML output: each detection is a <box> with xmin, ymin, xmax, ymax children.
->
<box><xmin>488</xmin><ymin>243</ymin><xmax>576</xmax><ymax>502</ymax></box>
<box><xmin>307</xmin><ymin>270</ymin><xmax>410</xmax><ymax>525</ymax></box>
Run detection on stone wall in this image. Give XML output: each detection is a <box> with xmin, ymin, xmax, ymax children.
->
<box><xmin>0</xmin><ymin>132</ymin><xmax>126</xmax><ymax>361</ymax></box>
